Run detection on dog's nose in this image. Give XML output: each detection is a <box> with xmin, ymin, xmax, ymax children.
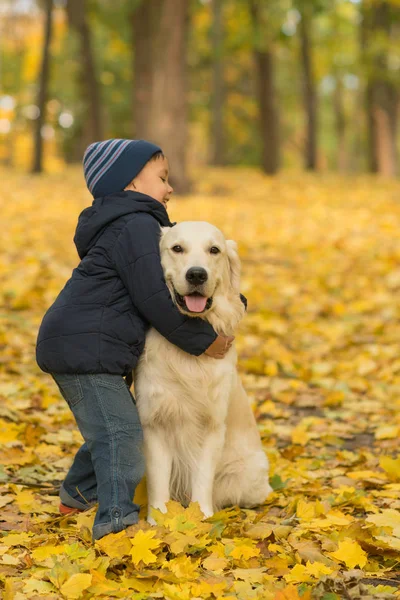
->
<box><xmin>186</xmin><ymin>267</ymin><xmax>208</xmax><ymax>285</ymax></box>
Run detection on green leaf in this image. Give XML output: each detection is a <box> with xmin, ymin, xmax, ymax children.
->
<box><xmin>270</xmin><ymin>474</ymin><xmax>289</xmax><ymax>491</ymax></box>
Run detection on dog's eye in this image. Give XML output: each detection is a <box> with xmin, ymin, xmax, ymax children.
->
<box><xmin>210</xmin><ymin>247</ymin><xmax>220</xmax><ymax>254</ymax></box>
<box><xmin>172</xmin><ymin>245</ymin><xmax>183</xmax><ymax>253</ymax></box>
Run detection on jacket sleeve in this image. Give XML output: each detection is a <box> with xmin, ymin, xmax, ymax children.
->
<box><xmin>112</xmin><ymin>215</ymin><xmax>218</xmax><ymax>356</ymax></box>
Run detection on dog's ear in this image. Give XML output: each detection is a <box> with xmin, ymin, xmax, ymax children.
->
<box><xmin>226</xmin><ymin>239</ymin><xmax>241</xmax><ymax>293</ymax></box>
<box><xmin>159</xmin><ymin>226</ymin><xmax>169</xmax><ymax>249</ymax></box>
<box><xmin>160</xmin><ymin>226</ymin><xmax>169</xmax><ymax>239</ymax></box>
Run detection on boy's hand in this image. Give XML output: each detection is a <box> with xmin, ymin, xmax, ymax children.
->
<box><xmin>204</xmin><ymin>335</ymin><xmax>235</xmax><ymax>359</ymax></box>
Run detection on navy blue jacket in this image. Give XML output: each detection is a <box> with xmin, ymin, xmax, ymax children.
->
<box><xmin>36</xmin><ymin>191</ymin><xmax>218</xmax><ymax>376</ymax></box>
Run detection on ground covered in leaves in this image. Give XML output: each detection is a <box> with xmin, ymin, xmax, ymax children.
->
<box><xmin>1</xmin><ymin>166</ymin><xmax>400</xmax><ymax>599</ymax></box>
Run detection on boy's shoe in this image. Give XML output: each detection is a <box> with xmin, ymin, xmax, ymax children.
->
<box><xmin>59</xmin><ymin>484</ymin><xmax>96</xmax><ymax>515</ymax></box>
<box><xmin>59</xmin><ymin>502</ymin><xmax>85</xmax><ymax>515</ymax></box>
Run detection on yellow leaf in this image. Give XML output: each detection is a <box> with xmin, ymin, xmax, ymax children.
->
<box><xmin>329</xmin><ymin>539</ymin><xmax>368</xmax><ymax>569</ymax></box>
<box><xmin>1</xmin><ymin>553</ymin><xmax>20</xmax><ymax>565</ymax></box>
<box><xmin>207</xmin><ymin>541</ymin><xmax>226</xmax><ymax>558</ymax></box>
<box><xmin>95</xmin><ymin>529</ymin><xmax>132</xmax><ymax>558</ymax></box>
<box><xmin>202</xmin><ymin>555</ymin><xmax>229</xmax><ymax>573</ymax></box>
<box><xmin>245</xmin><ymin>522</ymin><xmax>273</xmax><ymax>540</ymax></box>
<box><xmin>151</xmin><ymin>500</ymin><xmax>211</xmax><ymax>540</ymax></box>
<box><xmin>60</xmin><ymin>573</ymin><xmax>92</xmax><ymax>599</ymax></box>
<box><xmin>230</xmin><ymin>537</ymin><xmax>260</xmax><ymax>560</ymax></box>
<box><xmin>133</xmin><ymin>476</ymin><xmax>147</xmax><ymax>506</ymax></box>
<box><xmin>0</xmin><ymin>419</ymin><xmax>24</xmax><ymax>443</ymax></box>
<box><xmin>164</xmin><ymin>555</ymin><xmax>201</xmax><ymax>580</ymax></box>
<box><xmin>162</xmin><ymin>581</ymin><xmax>193</xmax><ymax>600</ymax></box>
<box><xmin>31</xmin><ymin>544</ymin><xmax>66</xmax><ymax>562</ymax></box>
<box><xmin>347</xmin><ymin>470</ymin><xmax>386</xmax><ymax>481</ymax></box>
<box><xmin>191</xmin><ymin>579</ymin><xmax>227</xmax><ymax>597</ymax></box>
<box><xmin>380</xmin><ymin>456</ymin><xmax>400</xmax><ymax>482</ymax></box>
<box><xmin>14</xmin><ymin>488</ymin><xmax>37</xmax><ymax>513</ymax></box>
<box><xmin>296</xmin><ymin>499</ymin><xmax>316</xmax><ymax>521</ymax></box>
<box><xmin>120</xmin><ymin>575</ymin><xmax>156</xmax><ymax>593</ymax></box>
<box><xmin>325</xmin><ymin>510</ymin><xmax>353</xmax><ymax>527</ymax></box>
<box><xmin>375</xmin><ymin>536</ymin><xmax>400</xmax><ymax>550</ymax></box>
<box><xmin>23</xmin><ymin>578</ymin><xmax>56</xmax><ymax>595</ymax></box>
<box><xmin>323</xmin><ymin>391</ymin><xmax>345</xmax><ymax>407</ymax></box>
<box><xmin>129</xmin><ymin>529</ymin><xmax>162</xmax><ymax>565</ymax></box>
<box><xmin>375</xmin><ymin>425</ymin><xmax>399</xmax><ymax>440</ymax></box>
<box><xmin>0</xmin><ymin>495</ymin><xmax>14</xmax><ymax>509</ymax></box>
<box><xmin>75</xmin><ymin>506</ymin><xmax>96</xmax><ymax>533</ymax></box>
<box><xmin>366</xmin><ymin>509</ymin><xmax>400</xmax><ymax>537</ymax></box>
<box><xmin>87</xmin><ymin>570</ymin><xmax>121</xmax><ymax>595</ymax></box>
<box><xmin>232</xmin><ymin>567</ymin><xmax>267</xmax><ymax>583</ymax></box>
<box><xmin>1</xmin><ymin>532</ymin><xmax>32</xmax><ymax>547</ymax></box>
<box><xmin>3</xmin><ymin>579</ymin><xmax>15</xmax><ymax>600</ymax></box>
<box><xmin>284</xmin><ymin>561</ymin><xmax>333</xmax><ymax>583</ymax></box>
<box><xmin>164</xmin><ymin>530</ymin><xmax>199</xmax><ymax>554</ymax></box>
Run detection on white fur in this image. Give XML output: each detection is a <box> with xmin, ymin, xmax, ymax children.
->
<box><xmin>134</xmin><ymin>221</ymin><xmax>272</xmax><ymax>521</ymax></box>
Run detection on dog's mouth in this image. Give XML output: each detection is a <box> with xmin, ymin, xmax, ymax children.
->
<box><xmin>174</xmin><ymin>290</ymin><xmax>213</xmax><ymax>314</ymax></box>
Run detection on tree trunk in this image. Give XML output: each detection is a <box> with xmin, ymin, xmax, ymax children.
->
<box><xmin>132</xmin><ymin>0</ymin><xmax>190</xmax><ymax>193</ymax></box>
<box><xmin>132</xmin><ymin>0</ymin><xmax>157</xmax><ymax>140</ymax></box>
<box><xmin>334</xmin><ymin>76</ymin><xmax>347</xmax><ymax>172</ymax></box>
<box><xmin>66</xmin><ymin>0</ymin><xmax>103</xmax><ymax>159</ymax></box>
<box><xmin>32</xmin><ymin>0</ymin><xmax>53</xmax><ymax>174</ymax></box>
<box><xmin>249</xmin><ymin>0</ymin><xmax>280</xmax><ymax>175</ymax></box>
<box><xmin>210</xmin><ymin>0</ymin><xmax>225</xmax><ymax>165</ymax></box>
<box><xmin>299</xmin><ymin>8</ymin><xmax>318</xmax><ymax>170</ymax></box>
<box><xmin>361</xmin><ymin>1</ymin><xmax>398</xmax><ymax>176</ymax></box>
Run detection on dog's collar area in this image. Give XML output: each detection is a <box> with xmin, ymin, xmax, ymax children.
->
<box><xmin>174</xmin><ymin>289</ymin><xmax>213</xmax><ymax>314</ymax></box>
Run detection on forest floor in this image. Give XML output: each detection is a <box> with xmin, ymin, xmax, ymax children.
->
<box><xmin>1</xmin><ymin>166</ymin><xmax>400</xmax><ymax>599</ymax></box>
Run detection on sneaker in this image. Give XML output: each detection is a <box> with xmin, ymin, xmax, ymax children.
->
<box><xmin>59</xmin><ymin>502</ymin><xmax>85</xmax><ymax>515</ymax></box>
<box><xmin>59</xmin><ymin>484</ymin><xmax>96</xmax><ymax>515</ymax></box>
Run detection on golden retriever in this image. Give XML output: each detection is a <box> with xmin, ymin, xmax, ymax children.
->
<box><xmin>134</xmin><ymin>221</ymin><xmax>272</xmax><ymax>522</ymax></box>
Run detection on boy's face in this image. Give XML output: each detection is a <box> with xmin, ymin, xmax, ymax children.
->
<box><xmin>124</xmin><ymin>156</ymin><xmax>173</xmax><ymax>210</ymax></box>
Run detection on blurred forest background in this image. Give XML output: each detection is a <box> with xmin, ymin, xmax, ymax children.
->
<box><xmin>0</xmin><ymin>0</ymin><xmax>399</xmax><ymax>192</ymax></box>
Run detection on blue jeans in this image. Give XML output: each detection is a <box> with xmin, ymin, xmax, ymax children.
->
<box><xmin>52</xmin><ymin>373</ymin><xmax>145</xmax><ymax>540</ymax></box>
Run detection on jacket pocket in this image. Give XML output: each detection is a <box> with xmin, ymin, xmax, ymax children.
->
<box><xmin>54</xmin><ymin>374</ymin><xmax>83</xmax><ymax>408</ymax></box>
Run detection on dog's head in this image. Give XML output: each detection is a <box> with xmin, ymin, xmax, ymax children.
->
<box><xmin>160</xmin><ymin>222</ymin><xmax>242</xmax><ymax>323</ymax></box>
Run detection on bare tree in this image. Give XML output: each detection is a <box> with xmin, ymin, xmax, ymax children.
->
<box><xmin>132</xmin><ymin>0</ymin><xmax>191</xmax><ymax>193</ymax></box>
<box><xmin>361</xmin><ymin>0</ymin><xmax>398</xmax><ymax>176</ymax></box>
<box><xmin>210</xmin><ymin>0</ymin><xmax>225</xmax><ymax>165</ymax></box>
<box><xmin>334</xmin><ymin>75</ymin><xmax>347</xmax><ymax>172</ymax></box>
<box><xmin>66</xmin><ymin>0</ymin><xmax>103</xmax><ymax>159</ymax></box>
<box><xmin>298</xmin><ymin>4</ymin><xmax>318</xmax><ymax>170</ymax></box>
<box><xmin>32</xmin><ymin>0</ymin><xmax>53</xmax><ymax>173</ymax></box>
<box><xmin>249</xmin><ymin>0</ymin><xmax>280</xmax><ymax>174</ymax></box>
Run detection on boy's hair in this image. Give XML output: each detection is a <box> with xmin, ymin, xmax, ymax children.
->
<box><xmin>149</xmin><ymin>151</ymin><xmax>165</xmax><ymax>163</ymax></box>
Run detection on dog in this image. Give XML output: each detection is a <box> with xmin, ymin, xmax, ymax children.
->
<box><xmin>134</xmin><ymin>221</ymin><xmax>272</xmax><ymax>522</ymax></box>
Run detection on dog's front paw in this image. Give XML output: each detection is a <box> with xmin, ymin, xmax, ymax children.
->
<box><xmin>199</xmin><ymin>505</ymin><xmax>214</xmax><ymax>519</ymax></box>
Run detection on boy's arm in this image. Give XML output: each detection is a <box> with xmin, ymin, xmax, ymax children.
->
<box><xmin>112</xmin><ymin>215</ymin><xmax>218</xmax><ymax>356</ymax></box>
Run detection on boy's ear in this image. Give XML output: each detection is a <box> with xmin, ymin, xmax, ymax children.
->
<box><xmin>226</xmin><ymin>239</ymin><xmax>241</xmax><ymax>293</ymax></box>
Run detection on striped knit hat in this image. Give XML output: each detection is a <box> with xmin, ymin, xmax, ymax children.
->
<box><xmin>83</xmin><ymin>139</ymin><xmax>162</xmax><ymax>198</ymax></box>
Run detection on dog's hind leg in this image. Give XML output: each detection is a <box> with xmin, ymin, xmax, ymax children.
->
<box><xmin>144</xmin><ymin>426</ymin><xmax>173</xmax><ymax>524</ymax></box>
<box><xmin>213</xmin><ymin>378</ymin><xmax>273</xmax><ymax>511</ymax></box>
<box><xmin>213</xmin><ymin>450</ymin><xmax>272</xmax><ymax>510</ymax></box>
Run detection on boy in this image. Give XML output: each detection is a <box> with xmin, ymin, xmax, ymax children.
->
<box><xmin>36</xmin><ymin>139</ymin><xmax>234</xmax><ymax>540</ymax></box>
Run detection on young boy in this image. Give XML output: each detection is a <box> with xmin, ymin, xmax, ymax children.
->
<box><xmin>36</xmin><ymin>139</ymin><xmax>235</xmax><ymax>541</ymax></box>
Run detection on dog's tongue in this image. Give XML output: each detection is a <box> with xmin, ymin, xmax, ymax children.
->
<box><xmin>184</xmin><ymin>295</ymin><xmax>207</xmax><ymax>313</ymax></box>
